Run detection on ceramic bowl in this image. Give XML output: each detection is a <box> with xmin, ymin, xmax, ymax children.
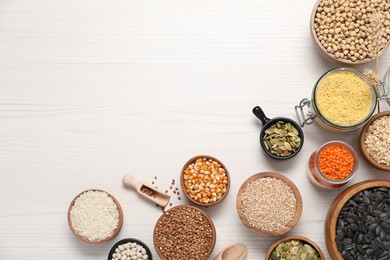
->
<box><xmin>108</xmin><ymin>238</ymin><xmax>153</xmax><ymax>260</ymax></box>
<box><xmin>253</xmin><ymin>106</ymin><xmax>304</xmax><ymax>160</ymax></box>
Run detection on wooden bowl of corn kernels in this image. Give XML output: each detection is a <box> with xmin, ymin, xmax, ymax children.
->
<box><xmin>180</xmin><ymin>155</ymin><xmax>230</xmax><ymax>207</ymax></box>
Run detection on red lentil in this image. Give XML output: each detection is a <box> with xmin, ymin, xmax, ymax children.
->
<box><xmin>318</xmin><ymin>144</ymin><xmax>354</xmax><ymax>180</ymax></box>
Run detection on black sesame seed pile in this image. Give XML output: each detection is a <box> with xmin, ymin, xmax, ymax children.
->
<box><xmin>336</xmin><ymin>187</ymin><xmax>390</xmax><ymax>260</ymax></box>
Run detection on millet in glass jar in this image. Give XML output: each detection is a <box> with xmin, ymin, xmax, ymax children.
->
<box><xmin>316</xmin><ymin>71</ymin><xmax>372</xmax><ymax>126</ymax></box>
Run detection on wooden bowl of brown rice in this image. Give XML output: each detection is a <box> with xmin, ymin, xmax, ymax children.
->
<box><xmin>360</xmin><ymin>111</ymin><xmax>390</xmax><ymax>171</ymax></box>
<box><xmin>236</xmin><ymin>172</ymin><xmax>302</xmax><ymax>236</ymax></box>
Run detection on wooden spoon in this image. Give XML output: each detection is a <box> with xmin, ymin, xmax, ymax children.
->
<box><xmin>122</xmin><ymin>175</ymin><xmax>170</xmax><ymax>207</ymax></box>
<box><xmin>213</xmin><ymin>243</ymin><xmax>247</xmax><ymax>260</ymax></box>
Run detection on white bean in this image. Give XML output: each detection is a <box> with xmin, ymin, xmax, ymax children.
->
<box><xmin>113</xmin><ymin>242</ymin><xmax>149</xmax><ymax>260</ymax></box>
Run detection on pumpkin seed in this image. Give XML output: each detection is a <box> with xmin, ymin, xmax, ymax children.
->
<box><xmin>262</xmin><ymin>121</ymin><xmax>301</xmax><ymax>157</ymax></box>
<box><xmin>269</xmin><ymin>239</ymin><xmax>321</xmax><ymax>260</ymax></box>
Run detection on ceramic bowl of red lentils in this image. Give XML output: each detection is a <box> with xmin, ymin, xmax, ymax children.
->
<box><xmin>236</xmin><ymin>172</ymin><xmax>303</xmax><ymax>236</ymax></box>
<box><xmin>180</xmin><ymin>155</ymin><xmax>230</xmax><ymax>207</ymax></box>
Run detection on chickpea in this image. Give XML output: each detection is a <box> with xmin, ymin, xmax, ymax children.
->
<box><xmin>314</xmin><ymin>0</ymin><xmax>390</xmax><ymax>62</ymax></box>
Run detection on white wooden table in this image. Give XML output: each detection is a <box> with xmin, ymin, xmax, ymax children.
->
<box><xmin>0</xmin><ymin>0</ymin><xmax>389</xmax><ymax>259</ymax></box>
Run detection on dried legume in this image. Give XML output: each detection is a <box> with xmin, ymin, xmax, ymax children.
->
<box><xmin>154</xmin><ymin>206</ymin><xmax>214</xmax><ymax>260</ymax></box>
<box><xmin>318</xmin><ymin>144</ymin><xmax>355</xmax><ymax>180</ymax></box>
<box><xmin>364</xmin><ymin>116</ymin><xmax>390</xmax><ymax>166</ymax></box>
<box><xmin>336</xmin><ymin>187</ymin><xmax>390</xmax><ymax>260</ymax></box>
<box><xmin>313</xmin><ymin>0</ymin><xmax>390</xmax><ymax>62</ymax></box>
<box><xmin>140</xmin><ymin>186</ymin><xmax>157</xmax><ymax>198</ymax></box>
<box><xmin>240</xmin><ymin>177</ymin><xmax>297</xmax><ymax>232</ymax></box>
<box><xmin>111</xmin><ymin>241</ymin><xmax>149</xmax><ymax>260</ymax></box>
<box><xmin>316</xmin><ymin>70</ymin><xmax>372</xmax><ymax>126</ymax></box>
<box><xmin>183</xmin><ymin>157</ymin><xmax>228</xmax><ymax>204</ymax></box>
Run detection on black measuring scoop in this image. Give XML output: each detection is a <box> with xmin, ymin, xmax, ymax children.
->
<box><xmin>252</xmin><ymin>106</ymin><xmax>304</xmax><ymax>160</ymax></box>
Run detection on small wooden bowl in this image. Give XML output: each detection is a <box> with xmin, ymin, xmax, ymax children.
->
<box><xmin>68</xmin><ymin>189</ymin><xmax>124</xmax><ymax>244</ymax></box>
<box><xmin>153</xmin><ymin>205</ymin><xmax>216</xmax><ymax>260</ymax></box>
<box><xmin>325</xmin><ymin>179</ymin><xmax>390</xmax><ymax>259</ymax></box>
<box><xmin>265</xmin><ymin>235</ymin><xmax>325</xmax><ymax>260</ymax></box>
<box><xmin>360</xmin><ymin>111</ymin><xmax>390</xmax><ymax>171</ymax></box>
<box><xmin>236</xmin><ymin>172</ymin><xmax>303</xmax><ymax>236</ymax></box>
<box><xmin>180</xmin><ymin>155</ymin><xmax>230</xmax><ymax>207</ymax></box>
<box><xmin>108</xmin><ymin>238</ymin><xmax>153</xmax><ymax>260</ymax></box>
<box><xmin>310</xmin><ymin>0</ymin><xmax>390</xmax><ymax>65</ymax></box>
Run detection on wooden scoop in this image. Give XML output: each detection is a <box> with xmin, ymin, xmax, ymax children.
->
<box><xmin>213</xmin><ymin>243</ymin><xmax>247</xmax><ymax>260</ymax></box>
<box><xmin>122</xmin><ymin>175</ymin><xmax>170</xmax><ymax>207</ymax></box>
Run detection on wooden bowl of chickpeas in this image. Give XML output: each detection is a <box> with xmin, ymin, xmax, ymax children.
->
<box><xmin>310</xmin><ymin>0</ymin><xmax>390</xmax><ymax>65</ymax></box>
<box><xmin>180</xmin><ymin>155</ymin><xmax>230</xmax><ymax>207</ymax></box>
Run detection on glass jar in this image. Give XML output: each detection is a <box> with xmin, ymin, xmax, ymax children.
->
<box><xmin>296</xmin><ymin>67</ymin><xmax>385</xmax><ymax>132</ymax></box>
<box><xmin>377</xmin><ymin>65</ymin><xmax>390</xmax><ymax>109</ymax></box>
<box><xmin>307</xmin><ymin>140</ymin><xmax>359</xmax><ymax>189</ymax></box>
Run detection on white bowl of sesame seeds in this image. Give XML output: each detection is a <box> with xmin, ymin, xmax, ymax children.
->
<box><xmin>236</xmin><ymin>172</ymin><xmax>303</xmax><ymax>236</ymax></box>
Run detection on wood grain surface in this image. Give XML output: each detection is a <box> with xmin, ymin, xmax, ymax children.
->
<box><xmin>0</xmin><ymin>0</ymin><xmax>389</xmax><ymax>259</ymax></box>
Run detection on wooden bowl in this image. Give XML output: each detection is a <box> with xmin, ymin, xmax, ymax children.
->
<box><xmin>68</xmin><ymin>189</ymin><xmax>123</xmax><ymax>244</ymax></box>
<box><xmin>236</xmin><ymin>172</ymin><xmax>303</xmax><ymax>236</ymax></box>
<box><xmin>360</xmin><ymin>111</ymin><xmax>390</xmax><ymax>171</ymax></box>
<box><xmin>153</xmin><ymin>205</ymin><xmax>216</xmax><ymax>260</ymax></box>
<box><xmin>325</xmin><ymin>179</ymin><xmax>390</xmax><ymax>259</ymax></box>
<box><xmin>310</xmin><ymin>0</ymin><xmax>390</xmax><ymax>65</ymax></box>
<box><xmin>108</xmin><ymin>238</ymin><xmax>153</xmax><ymax>260</ymax></box>
<box><xmin>265</xmin><ymin>235</ymin><xmax>325</xmax><ymax>260</ymax></box>
<box><xmin>180</xmin><ymin>155</ymin><xmax>230</xmax><ymax>207</ymax></box>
